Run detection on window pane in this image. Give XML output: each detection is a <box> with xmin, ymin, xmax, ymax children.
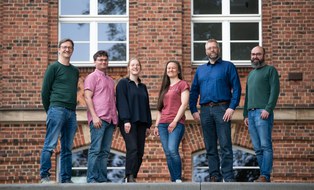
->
<box><xmin>193</xmin><ymin>0</ymin><xmax>221</xmax><ymax>14</ymax></box>
<box><xmin>230</xmin><ymin>23</ymin><xmax>259</xmax><ymax>40</ymax></box>
<box><xmin>193</xmin><ymin>148</ymin><xmax>259</xmax><ymax>182</ymax></box>
<box><xmin>231</xmin><ymin>42</ymin><xmax>258</xmax><ymax>60</ymax></box>
<box><xmin>230</xmin><ymin>0</ymin><xmax>258</xmax><ymax>14</ymax></box>
<box><xmin>194</xmin><ymin>43</ymin><xmax>207</xmax><ymax>61</ymax></box>
<box><xmin>60</xmin><ymin>23</ymin><xmax>90</xmax><ymax>41</ymax></box>
<box><xmin>98</xmin><ymin>43</ymin><xmax>126</xmax><ymax>61</ymax></box>
<box><xmin>60</xmin><ymin>0</ymin><xmax>90</xmax><ymax>15</ymax></box>
<box><xmin>98</xmin><ymin>23</ymin><xmax>126</xmax><ymax>41</ymax></box>
<box><xmin>194</xmin><ymin>23</ymin><xmax>222</xmax><ymax>41</ymax></box>
<box><xmin>71</xmin><ymin>43</ymin><xmax>90</xmax><ymax>61</ymax></box>
<box><xmin>98</xmin><ymin>0</ymin><xmax>126</xmax><ymax>15</ymax></box>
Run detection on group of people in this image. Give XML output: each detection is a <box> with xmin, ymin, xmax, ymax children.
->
<box><xmin>39</xmin><ymin>38</ymin><xmax>280</xmax><ymax>184</ymax></box>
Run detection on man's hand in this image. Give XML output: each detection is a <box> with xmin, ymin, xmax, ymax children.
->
<box><xmin>223</xmin><ymin>108</ymin><xmax>234</xmax><ymax>122</ymax></box>
<box><xmin>124</xmin><ymin>122</ymin><xmax>131</xmax><ymax>133</ymax></box>
<box><xmin>261</xmin><ymin>110</ymin><xmax>269</xmax><ymax>119</ymax></box>
<box><xmin>244</xmin><ymin>118</ymin><xmax>249</xmax><ymax>127</ymax></box>
<box><xmin>192</xmin><ymin>112</ymin><xmax>201</xmax><ymax>122</ymax></box>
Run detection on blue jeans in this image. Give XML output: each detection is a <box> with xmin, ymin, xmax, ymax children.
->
<box><xmin>248</xmin><ymin>109</ymin><xmax>274</xmax><ymax>181</ymax></box>
<box><xmin>87</xmin><ymin>120</ymin><xmax>114</xmax><ymax>183</ymax></box>
<box><xmin>158</xmin><ymin>123</ymin><xmax>185</xmax><ymax>182</ymax></box>
<box><xmin>40</xmin><ymin>106</ymin><xmax>77</xmax><ymax>183</ymax></box>
<box><xmin>200</xmin><ymin>104</ymin><xmax>234</xmax><ymax>181</ymax></box>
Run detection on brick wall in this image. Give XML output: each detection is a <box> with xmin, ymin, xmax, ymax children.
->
<box><xmin>0</xmin><ymin>0</ymin><xmax>313</xmax><ymax>184</ymax></box>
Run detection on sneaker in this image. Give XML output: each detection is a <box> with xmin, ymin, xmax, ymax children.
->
<box><xmin>62</xmin><ymin>179</ymin><xmax>74</xmax><ymax>183</ymax></box>
<box><xmin>175</xmin><ymin>179</ymin><xmax>182</xmax><ymax>183</ymax></box>
<box><xmin>40</xmin><ymin>176</ymin><xmax>55</xmax><ymax>184</ymax></box>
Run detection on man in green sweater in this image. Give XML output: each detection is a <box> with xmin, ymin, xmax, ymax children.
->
<box><xmin>243</xmin><ymin>46</ymin><xmax>280</xmax><ymax>182</ymax></box>
<box><xmin>40</xmin><ymin>38</ymin><xmax>79</xmax><ymax>183</ymax></box>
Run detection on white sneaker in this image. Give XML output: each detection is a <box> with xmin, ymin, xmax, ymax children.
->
<box><xmin>175</xmin><ymin>179</ymin><xmax>182</xmax><ymax>183</ymax></box>
<box><xmin>40</xmin><ymin>176</ymin><xmax>56</xmax><ymax>184</ymax></box>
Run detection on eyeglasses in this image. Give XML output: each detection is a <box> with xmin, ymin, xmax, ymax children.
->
<box><xmin>60</xmin><ymin>46</ymin><xmax>73</xmax><ymax>50</ymax></box>
<box><xmin>251</xmin><ymin>53</ymin><xmax>263</xmax><ymax>56</ymax></box>
<box><xmin>96</xmin><ymin>59</ymin><xmax>108</xmax><ymax>62</ymax></box>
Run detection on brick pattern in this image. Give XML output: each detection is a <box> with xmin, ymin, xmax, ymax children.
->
<box><xmin>0</xmin><ymin>0</ymin><xmax>313</xmax><ymax>184</ymax></box>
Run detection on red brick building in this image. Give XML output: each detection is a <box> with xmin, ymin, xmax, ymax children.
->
<box><xmin>0</xmin><ymin>0</ymin><xmax>313</xmax><ymax>184</ymax></box>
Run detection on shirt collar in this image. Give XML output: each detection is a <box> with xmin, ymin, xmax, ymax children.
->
<box><xmin>127</xmin><ymin>77</ymin><xmax>142</xmax><ymax>84</ymax></box>
<box><xmin>207</xmin><ymin>57</ymin><xmax>222</xmax><ymax>65</ymax></box>
<box><xmin>94</xmin><ymin>69</ymin><xmax>107</xmax><ymax>77</ymax></box>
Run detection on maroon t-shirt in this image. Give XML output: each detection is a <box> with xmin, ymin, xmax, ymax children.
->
<box><xmin>159</xmin><ymin>80</ymin><xmax>190</xmax><ymax>124</ymax></box>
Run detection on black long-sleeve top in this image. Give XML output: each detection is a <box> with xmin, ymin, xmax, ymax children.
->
<box><xmin>116</xmin><ymin>78</ymin><xmax>152</xmax><ymax>128</ymax></box>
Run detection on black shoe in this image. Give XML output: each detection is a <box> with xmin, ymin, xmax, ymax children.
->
<box><xmin>210</xmin><ymin>176</ymin><xmax>221</xmax><ymax>182</ymax></box>
<box><xmin>127</xmin><ymin>175</ymin><xmax>136</xmax><ymax>183</ymax></box>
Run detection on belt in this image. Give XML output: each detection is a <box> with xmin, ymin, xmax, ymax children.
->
<box><xmin>202</xmin><ymin>101</ymin><xmax>229</xmax><ymax>107</ymax></box>
<box><xmin>249</xmin><ymin>108</ymin><xmax>259</xmax><ymax>111</ymax></box>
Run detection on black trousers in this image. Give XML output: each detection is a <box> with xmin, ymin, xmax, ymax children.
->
<box><xmin>119</xmin><ymin>122</ymin><xmax>147</xmax><ymax>178</ymax></box>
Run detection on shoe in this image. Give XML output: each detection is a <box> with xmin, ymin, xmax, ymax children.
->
<box><xmin>175</xmin><ymin>179</ymin><xmax>182</xmax><ymax>183</ymax></box>
<box><xmin>224</xmin><ymin>178</ymin><xmax>236</xmax><ymax>182</ymax></box>
<box><xmin>254</xmin><ymin>175</ymin><xmax>270</xmax><ymax>182</ymax></box>
<box><xmin>62</xmin><ymin>179</ymin><xmax>74</xmax><ymax>183</ymax></box>
<box><xmin>40</xmin><ymin>176</ymin><xmax>55</xmax><ymax>184</ymax></box>
<box><xmin>210</xmin><ymin>176</ymin><xmax>222</xmax><ymax>182</ymax></box>
<box><xmin>126</xmin><ymin>175</ymin><xmax>136</xmax><ymax>183</ymax></box>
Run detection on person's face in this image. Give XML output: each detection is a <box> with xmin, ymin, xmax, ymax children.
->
<box><xmin>94</xmin><ymin>55</ymin><xmax>108</xmax><ymax>72</ymax></box>
<box><xmin>251</xmin><ymin>47</ymin><xmax>265</xmax><ymax>68</ymax></box>
<box><xmin>166</xmin><ymin>62</ymin><xmax>179</xmax><ymax>79</ymax></box>
<box><xmin>129</xmin><ymin>59</ymin><xmax>141</xmax><ymax>76</ymax></box>
<box><xmin>58</xmin><ymin>41</ymin><xmax>73</xmax><ymax>59</ymax></box>
<box><xmin>205</xmin><ymin>42</ymin><xmax>220</xmax><ymax>60</ymax></box>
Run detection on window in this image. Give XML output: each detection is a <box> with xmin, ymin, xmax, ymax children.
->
<box><xmin>56</xmin><ymin>147</ymin><xmax>126</xmax><ymax>183</ymax></box>
<box><xmin>59</xmin><ymin>0</ymin><xmax>129</xmax><ymax>67</ymax></box>
<box><xmin>192</xmin><ymin>0</ymin><xmax>261</xmax><ymax>66</ymax></box>
<box><xmin>193</xmin><ymin>146</ymin><xmax>260</xmax><ymax>182</ymax></box>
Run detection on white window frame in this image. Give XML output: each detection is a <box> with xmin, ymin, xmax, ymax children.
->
<box><xmin>192</xmin><ymin>145</ymin><xmax>259</xmax><ymax>182</ymax></box>
<box><xmin>59</xmin><ymin>0</ymin><xmax>129</xmax><ymax>67</ymax></box>
<box><xmin>191</xmin><ymin>0</ymin><xmax>262</xmax><ymax>66</ymax></box>
<box><xmin>56</xmin><ymin>146</ymin><xmax>126</xmax><ymax>183</ymax></box>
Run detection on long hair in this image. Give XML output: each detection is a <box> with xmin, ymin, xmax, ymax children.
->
<box><xmin>157</xmin><ymin>60</ymin><xmax>183</xmax><ymax>111</ymax></box>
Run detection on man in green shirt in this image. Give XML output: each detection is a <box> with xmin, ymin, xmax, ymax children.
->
<box><xmin>40</xmin><ymin>38</ymin><xmax>79</xmax><ymax>183</ymax></box>
<box><xmin>243</xmin><ymin>46</ymin><xmax>280</xmax><ymax>182</ymax></box>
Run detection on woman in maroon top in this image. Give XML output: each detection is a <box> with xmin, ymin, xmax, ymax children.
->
<box><xmin>153</xmin><ymin>60</ymin><xmax>190</xmax><ymax>182</ymax></box>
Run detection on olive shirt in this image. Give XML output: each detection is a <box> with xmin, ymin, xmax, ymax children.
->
<box><xmin>243</xmin><ymin>64</ymin><xmax>280</xmax><ymax>118</ymax></box>
<box><xmin>41</xmin><ymin>61</ymin><xmax>79</xmax><ymax>112</ymax></box>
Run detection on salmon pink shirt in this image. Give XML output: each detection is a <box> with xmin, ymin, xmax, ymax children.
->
<box><xmin>84</xmin><ymin>69</ymin><xmax>118</xmax><ymax>125</ymax></box>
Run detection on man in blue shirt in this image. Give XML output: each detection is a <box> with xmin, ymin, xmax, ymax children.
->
<box><xmin>189</xmin><ymin>39</ymin><xmax>241</xmax><ymax>182</ymax></box>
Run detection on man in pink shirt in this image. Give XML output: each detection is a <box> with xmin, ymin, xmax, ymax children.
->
<box><xmin>84</xmin><ymin>50</ymin><xmax>118</xmax><ymax>183</ymax></box>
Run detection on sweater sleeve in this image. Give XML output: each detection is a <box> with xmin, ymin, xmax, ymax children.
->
<box><xmin>41</xmin><ymin>64</ymin><xmax>54</xmax><ymax>112</ymax></box>
<box><xmin>116</xmin><ymin>79</ymin><xmax>131</xmax><ymax>124</ymax></box>
<box><xmin>265</xmin><ymin>67</ymin><xmax>280</xmax><ymax>113</ymax></box>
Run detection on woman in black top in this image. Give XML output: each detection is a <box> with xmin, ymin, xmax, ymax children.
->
<box><xmin>116</xmin><ymin>58</ymin><xmax>152</xmax><ymax>183</ymax></box>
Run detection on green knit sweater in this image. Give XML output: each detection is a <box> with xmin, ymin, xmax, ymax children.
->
<box><xmin>243</xmin><ymin>65</ymin><xmax>280</xmax><ymax>118</ymax></box>
<box><xmin>41</xmin><ymin>61</ymin><xmax>79</xmax><ymax>112</ymax></box>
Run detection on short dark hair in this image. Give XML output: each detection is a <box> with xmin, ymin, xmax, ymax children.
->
<box><xmin>93</xmin><ymin>50</ymin><xmax>109</xmax><ymax>61</ymax></box>
<box><xmin>58</xmin><ymin>38</ymin><xmax>74</xmax><ymax>48</ymax></box>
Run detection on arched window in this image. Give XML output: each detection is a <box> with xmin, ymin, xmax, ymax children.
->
<box><xmin>57</xmin><ymin>147</ymin><xmax>126</xmax><ymax>183</ymax></box>
<box><xmin>193</xmin><ymin>146</ymin><xmax>259</xmax><ymax>182</ymax></box>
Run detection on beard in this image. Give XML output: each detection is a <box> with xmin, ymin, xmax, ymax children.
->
<box><xmin>207</xmin><ymin>53</ymin><xmax>219</xmax><ymax>61</ymax></box>
<box><xmin>251</xmin><ymin>58</ymin><xmax>266</xmax><ymax>69</ymax></box>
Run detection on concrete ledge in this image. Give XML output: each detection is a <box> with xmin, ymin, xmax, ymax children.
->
<box><xmin>0</xmin><ymin>108</ymin><xmax>314</xmax><ymax>123</ymax></box>
<box><xmin>0</xmin><ymin>183</ymin><xmax>313</xmax><ymax>190</ymax></box>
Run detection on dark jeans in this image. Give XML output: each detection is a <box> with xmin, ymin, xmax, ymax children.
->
<box><xmin>87</xmin><ymin>120</ymin><xmax>114</xmax><ymax>183</ymax></box>
<box><xmin>119</xmin><ymin>122</ymin><xmax>147</xmax><ymax>178</ymax></box>
<box><xmin>200</xmin><ymin>104</ymin><xmax>234</xmax><ymax>182</ymax></box>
